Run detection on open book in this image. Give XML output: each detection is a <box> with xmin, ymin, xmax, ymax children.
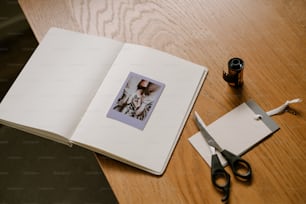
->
<box><xmin>0</xmin><ymin>28</ymin><xmax>208</xmax><ymax>175</ymax></box>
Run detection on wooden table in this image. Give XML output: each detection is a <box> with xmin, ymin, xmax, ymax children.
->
<box><xmin>19</xmin><ymin>0</ymin><xmax>306</xmax><ymax>203</ymax></box>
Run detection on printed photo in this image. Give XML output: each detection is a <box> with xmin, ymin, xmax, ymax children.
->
<box><xmin>107</xmin><ymin>72</ymin><xmax>165</xmax><ymax>130</ymax></box>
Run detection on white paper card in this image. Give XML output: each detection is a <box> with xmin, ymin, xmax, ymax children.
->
<box><xmin>189</xmin><ymin>100</ymin><xmax>279</xmax><ymax>166</ymax></box>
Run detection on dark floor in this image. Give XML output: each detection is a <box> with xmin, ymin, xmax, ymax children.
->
<box><xmin>0</xmin><ymin>1</ymin><xmax>118</xmax><ymax>204</ymax></box>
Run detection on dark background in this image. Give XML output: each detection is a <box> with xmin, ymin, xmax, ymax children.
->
<box><xmin>0</xmin><ymin>1</ymin><xmax>117</xmax><ymax>203</ymax></box>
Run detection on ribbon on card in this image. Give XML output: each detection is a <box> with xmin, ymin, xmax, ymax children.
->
<box><xmin>254</xmin><ymin>98</ymin><xmax>302</xmax><ymax>120</ymax></box>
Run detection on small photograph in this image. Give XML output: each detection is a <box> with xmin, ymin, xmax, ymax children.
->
<box><xmin>107</xmin><ymin>72</ymin><xmax>165</xmax><ymax>130</ymax></box>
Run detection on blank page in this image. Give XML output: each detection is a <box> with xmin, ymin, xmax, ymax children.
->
<box><xmin>0</xmin><ymin>28</ymin><xmax>123</xmax><ymax>139</ymax></box>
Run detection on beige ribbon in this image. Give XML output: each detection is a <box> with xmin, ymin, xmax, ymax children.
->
<box><xmin>254</xmin><ymin>98</ymin><xmax>302</xmax><ymax>120</ymax></box>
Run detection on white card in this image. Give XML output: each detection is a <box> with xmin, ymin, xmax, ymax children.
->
<box><xmin>189</xmin><ymin>100</ymin><xmax>279</xmax><ymax>166</ymax></box>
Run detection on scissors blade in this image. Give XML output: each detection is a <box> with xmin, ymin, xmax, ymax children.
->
<box><xmin>194</xmin><ymin>112</ymin><xmax>223</xmax><ymax>152</ymax></box>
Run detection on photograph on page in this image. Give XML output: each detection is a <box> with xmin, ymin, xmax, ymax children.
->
<box><xmin>107</xmin><ymin>72</ymin><xmax>165</xmax><ymax>130</ymax></box>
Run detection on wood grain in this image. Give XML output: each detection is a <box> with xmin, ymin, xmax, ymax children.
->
<box><xmin>19</xmin><ymin>0</ymin><xmax>306</xmax><ymax>203</ymax></box>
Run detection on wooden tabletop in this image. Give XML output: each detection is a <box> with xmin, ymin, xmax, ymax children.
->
<box><xmin>19</xmin><ymin>0</ymin><xmax>306</xmax><ymax>203</ymax></box>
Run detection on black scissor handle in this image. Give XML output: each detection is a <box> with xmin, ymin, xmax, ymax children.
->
<box><xmin>221</xmin><ymin>149</ymin><xmax>252</xmax><ymax>181</ymax></box>
<box><xmin>211</xmin><ymin>154</ymin><xmax>230</xmax><ymax>202</ymax></box>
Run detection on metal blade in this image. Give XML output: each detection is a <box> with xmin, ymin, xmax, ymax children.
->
<box><xmin>194</xmin><ymin>112</ymin><xmax>223</xmax><ymax>152</ymax></box>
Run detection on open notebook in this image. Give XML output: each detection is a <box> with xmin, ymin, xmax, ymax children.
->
<box><xmin>0</xmin><ymin>28</ymin><xmax>208</xmax><ymax>175</ymax></box>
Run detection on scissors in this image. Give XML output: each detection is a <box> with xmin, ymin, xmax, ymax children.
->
<box><xmin>194</xmin><ymin>112</ymin><xmax>252</xmax><ymax>202</ymax></box>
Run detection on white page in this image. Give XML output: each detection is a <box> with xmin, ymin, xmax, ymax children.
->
<box><xmin>71</xmin><ymin>43</ymin><xmax>208</xmax><ymax>174</ymax></box>
<box><xmin>0</xmin><ymin>28</ymin><xmax>123</xmax><ymax>140</ymax></box>
<box><xmin>189</xmin><ymin>101</ymin><xmax>279</xmax><ymax>166</ymax></box>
